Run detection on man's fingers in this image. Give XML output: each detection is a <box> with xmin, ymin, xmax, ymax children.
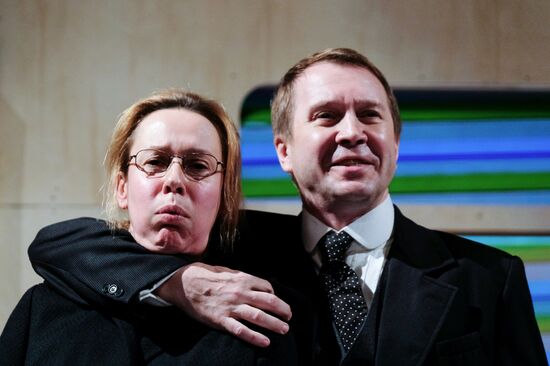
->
<box><xmin>232</xmin><ymin>304</ymin><xmax>290</xmax><ymax>335</ymax></box>
<box><xmin>213</xmin><ymin>269</ymin><xmax>292</xmax><ymax>321</ymax></box>
<box><xmin>236</xmin><ymin>272</ymin><xmax>275</xmax><ymax>294</ymax></box>
<box><xmin>247</xmin><ymin>291</ymin><xmax>292</xmax><ymax>321</ymax></box>
<box><xmin>222</xmin><ymin>317</ymin><xmax>271</xmax><ymax>348</ymax></box>
<box><xmin>171</xmin><ymin>264</ymin><xmax>294</xmax><ymax>347</ymax></box>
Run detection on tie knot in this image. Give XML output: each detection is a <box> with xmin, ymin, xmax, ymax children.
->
<box><xmin>319</xmin><ymin>230</ymin><xmax>353</xmax><ymax>264</ymax></box>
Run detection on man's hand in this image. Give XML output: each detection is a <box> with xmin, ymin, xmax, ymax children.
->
<box><xmin>155</xmin><ymin>263</ymin><xmax>292</xmax><ymax>347</ymax></box>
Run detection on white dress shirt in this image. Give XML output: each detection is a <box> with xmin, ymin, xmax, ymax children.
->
<box><xmin>302</xmin><ymin>195</ymin><xmax>395</xmax><ymax>308</ymax></box>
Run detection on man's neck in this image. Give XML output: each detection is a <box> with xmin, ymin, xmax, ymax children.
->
<box><xmin>300</xmin><ymin>195</ymin><xmax>394</xmax><ymax>258</ymax></box>
<box><xmin>303</xmin><ymin>192</ymin><xmax>389</xmax><ymax>230</ymax></box>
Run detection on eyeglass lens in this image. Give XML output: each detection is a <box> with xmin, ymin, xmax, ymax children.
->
<box><xmin>134</xmin><ymin>149</ymin><xmax>220</xmax><ymax>180</ymax></box>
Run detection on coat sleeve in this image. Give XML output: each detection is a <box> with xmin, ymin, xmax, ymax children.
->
<box><xmin>496</xmin><ymin>256</ymin><xmax>547</xmax><ymax>365</ymax></box>
<box><xmin>27</xmin><ymin>217</ymin><xmax>191</xmax><ymax>307</ymax></box>
<box><xmin>0</xmin><ymin>287</ymin><xmax>34</xmax><ymax>365</ymax></box>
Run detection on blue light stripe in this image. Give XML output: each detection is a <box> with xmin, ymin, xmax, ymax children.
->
<box><xmin>399</xmin><ymin>137</ymin><xmax>550</xmax><ymax>156</ymax></box>
<box><xmin>396</xmin><ymin>157</ymin><xmax>550</xmax><ymax>176</ymax></box>
<box><xmin>401</xmin><ymin>119</ymin><xmax>550</xmax><ymax>139</ymax></box>
<box><xmin>240</xmin><ymin>126</ymin><xmax>275</xmax><ymax>142</ymax></box>
<box><xmin>243</xmin><ymin>154</ymin><xmax>550</xmax><ymax>171</ymax></box>
<box><xmin>242</xmin><ymin>135</ymin><xmax>550</xmax><ymax>166</ymax></box>
<box><xmin>534</xmin><ymin>301</ymin><xmax>550</xmax><ymax>314</ymax></box>
<box><xmin>241</xmin><ymin>124</ymin><xmax>550</xmax><ymax>161</ymax></box>
<box><xmin>391</xmin><ymin>191</ymin><xmax>550</xmax><ymax>205</ymax></box>
<box><xmin>529</xmin><ymin>280</ymin><xmax>550</xmax><ymax>295</ymax></box>
<box><xmin>398</xmin><ymin>151</ymin><xmax>550</xmax><ymax>161</ymax></box>
<box><xmin>464</xmin><ymin>237</ymin><xmax>550</xmax><ymax>247</ymax></box>
<box><xmin>241</xmin><ymin>144</ymin><xmax>277</xmax><ymax>160</ymax></box>
<box><xmin>243</xmin><ymin>158</ymin><xmax>550</xmax><ymax>177</ymax></box>
<box><xmin>243</xmin><ymin>165</ymin><xmax>289</xmax><ymax>179</ymax></box>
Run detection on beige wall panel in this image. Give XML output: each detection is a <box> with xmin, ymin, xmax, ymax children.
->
<box><xmin>1</xmin><ymin>0</ymin><xmax>549</xmax><ymax>330</ymax></box>
<box><xmin>0</xmin><ymin>208</ymin><xmax>23</xmax><ymax>332</ymax></box>
<box><xmin>0</xmin><ymin>205</ymin><xmax>101</xmax><ymax>329</ymax></box>
<box><xmin>497</xmin><ymin>1</ymin><xmax>550</xmax><ymax>82</ymax></box>
<box><xmin>399</xmin><ymin>205</ymin><xmax>550</xmax><ymax>234</ymax></box>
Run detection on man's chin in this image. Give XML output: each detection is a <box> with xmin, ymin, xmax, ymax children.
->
<box><xmin>328</xmin><ymin>182</ymin><xmax>387</xmax><ymax>206</ymax></box>
<box><xmin>330</xmin><ymin>164</ymin><xmax>376</xmax><ymax>179</ymax></box>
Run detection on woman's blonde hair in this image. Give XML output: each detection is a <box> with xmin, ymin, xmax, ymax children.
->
<box><xmin>103</xmin><ymin>89</ymin><xmax>241</xmax><ymax>248</ymax></box>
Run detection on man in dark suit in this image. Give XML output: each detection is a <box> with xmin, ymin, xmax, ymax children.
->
<box><xmin>25</xmin><ymin>48</ymin><xmax>546</xmax><ymax>365</ymax></box>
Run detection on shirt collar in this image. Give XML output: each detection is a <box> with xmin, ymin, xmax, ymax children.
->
<box><xmin>302</xmin><ymin>195</ymin><xmax>394</xmax><ymax>254</ymax></box>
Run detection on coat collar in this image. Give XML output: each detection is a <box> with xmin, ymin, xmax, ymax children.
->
<box><xmin>390</xmin><ymin>206</ymin><xmax>456</xmax><ymax>273</ymax></box>
<box><xmin>369</xmin><ymin>206</ymin><xmax>459</xmax><ymax>366</ymax></box>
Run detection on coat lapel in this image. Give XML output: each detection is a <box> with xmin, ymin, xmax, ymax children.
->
<box><xmin>374</xmin><ymin>207</ymin><xmax>458</xmax><ymax>366</ymax></box>
<box><xmin>374</xmin><ymin>258</ymin><xmax>457</xmax><ymax>365</ymax></box>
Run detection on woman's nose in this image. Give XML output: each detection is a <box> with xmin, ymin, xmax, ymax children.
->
<box><xmin>162</xmin><ymin>158</ymin><xmax>187</xmax><ymax>194</ymax></box>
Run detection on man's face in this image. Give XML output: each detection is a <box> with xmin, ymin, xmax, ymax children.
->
<box><xmin>275</xmin><ymin>62</ymin><xmax>399</xmax><ymax>225</ymax></box>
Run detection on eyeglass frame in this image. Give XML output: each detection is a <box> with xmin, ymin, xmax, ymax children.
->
<box><xmin>127</xmin><ymin>148</ymin><xmax>224</xmax><ymax>181</ymax></box>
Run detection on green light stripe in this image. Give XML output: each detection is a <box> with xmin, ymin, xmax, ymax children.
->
<box><xmin>243</xmin><ymin>179</ymin><xmax>298</xmax><ymax>197</ymax></box>
<box><xmin>242</xmin><ymin>108</ymin><xmax>550</xmax><ymax>125</ymax></box>
<box><xmin>490</xmin><ymin>246</ymin><xmax>550</xmax><ymax>262</ymax></box>
<box><xmin>242</xmin><ymin>110</ymin><xmax>271</xmax><ymax>125</ymax></box>
<box><xmin>389</xmin><ymin>173</ymin><xmax>550</xmax><ymax>193</ymax></box>
<box><xmin>537</xmin><ymin>315</ymin><xmax>550</xmax><ymax>333</ymax></box>
<box><xmin>400</xmin><ymin>108</ymin><xmax>550</xmax><ymax>121</ymax></box>
<box><xmin>243</xmin><ymin>173</ymin><xmax>550</xmax><ymax>197</ymax></box>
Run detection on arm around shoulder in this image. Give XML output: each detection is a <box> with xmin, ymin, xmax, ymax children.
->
<box><xmin>28</xmin><ymin>217</ymin><xmax>191</xmax><ymax>307</ymax></box>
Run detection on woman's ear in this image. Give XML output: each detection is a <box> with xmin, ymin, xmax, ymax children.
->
<box><xmin>115</xmin><ymin>172</ymin><xmax>129</xmax><ymax>209</ymax></box>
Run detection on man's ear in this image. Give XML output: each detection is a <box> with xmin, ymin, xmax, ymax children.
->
<box><xmin>115</xmin><ymin>172</ymin><xmax>129</xmax><ymax>209</ymax></box>
<box><xmin>274</xmin><ymin>135</ymin><xmax>292</xmax><ymax>173</ymax></box>
<box><xmin>394</xmin><ymin>138</ymin><xmax>400</xmax><ymax>163</ymax></box>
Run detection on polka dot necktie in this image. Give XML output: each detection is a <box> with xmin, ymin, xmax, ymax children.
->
<box><xmin>319</xmin><ymin>230</ymin><xmax>368</xmax><ymax>352</ymax></box>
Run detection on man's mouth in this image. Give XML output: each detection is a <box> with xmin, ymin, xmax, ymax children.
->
<box><xmin>332</xmin><ymin>157</ymin><xmax>372</xmax><ymax>167</ymax></box>
<box><xmin>335</xmin><ymin>159</ymin><xmax>367</xmax><ymax>166</ymax></box>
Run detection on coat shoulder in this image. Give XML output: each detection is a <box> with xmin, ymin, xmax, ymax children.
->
<box><xmin>395</xmin><ymin>206</ymin><xmax>519</xmax><ymax>275</ymax></box>
<box><xmin>435</xmin><ymin>229</ymin><xmax>513</xmax><ymax>261</ymax></box>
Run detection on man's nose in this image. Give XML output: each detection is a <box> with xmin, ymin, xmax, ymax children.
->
<box><xmin>335</xmin><ymin>113</ymin><xmax>366</xmax><ymax>146</ymax></box>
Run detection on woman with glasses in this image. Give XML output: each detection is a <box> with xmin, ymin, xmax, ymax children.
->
<box><xmin>0</xmin><ymin>89</ymin><xmax>303</xmax><ymax>365</ymax></box>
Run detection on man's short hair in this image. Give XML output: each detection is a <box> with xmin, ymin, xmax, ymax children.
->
<box><xmin>271</xmin><ymin>48</ymin><xmax>401</xmax><ymax>140</ymax></box>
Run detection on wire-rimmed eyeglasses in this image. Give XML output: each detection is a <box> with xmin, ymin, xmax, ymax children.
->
<box><xmin>128</xmin><ymin>149</ymin><xmax>224</xmax><ymax>181</ymax></box>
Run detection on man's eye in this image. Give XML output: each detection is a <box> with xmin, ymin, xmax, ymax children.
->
<box><xmin>358</xmin><ymin>110</ymin><xmax>381</xmax><ymax>119</ymax></box>
<box><xmin>314</xmin><ymin>111</ymin><xmax>337</xmax><ymax>120</ymax></box>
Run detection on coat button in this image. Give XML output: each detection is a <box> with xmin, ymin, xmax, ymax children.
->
<box><xmin>103</xmin><ymin>283</ymin><xmax>124</xmax><ymax>297</ymax></box>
